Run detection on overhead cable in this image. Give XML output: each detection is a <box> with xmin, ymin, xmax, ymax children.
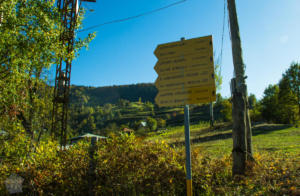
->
<box><xmin>219</xmin><ymin>0</ymin><xmax>227</xmax><ymax>75</ymax></box>
<box><xmin>78</xmin><ymin>0</ymin><xmax>187</xmax><ymax>33</ymax></box>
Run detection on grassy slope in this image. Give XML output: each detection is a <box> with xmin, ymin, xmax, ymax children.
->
<box><xmin>146</xmin><ymin>123</ymin><xmax>300</xmax><ymax>158</ymax></box>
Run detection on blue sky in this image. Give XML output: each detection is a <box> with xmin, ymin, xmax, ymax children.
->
<box><xmin>64</xmin><ymin>0</ymin><xmax>300</xmax><ymax>99</ymax></box>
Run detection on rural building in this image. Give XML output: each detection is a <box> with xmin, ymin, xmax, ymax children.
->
<box><xmin>70</xmin><ymin>133</ymin><xmax>106</xmax><ymax>144</ymax></box>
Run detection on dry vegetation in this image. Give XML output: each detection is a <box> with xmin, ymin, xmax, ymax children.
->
<box><xmin>1</xmin><ymin>124</ymin><xmax>299</xmax><ymax>195</ymax></box>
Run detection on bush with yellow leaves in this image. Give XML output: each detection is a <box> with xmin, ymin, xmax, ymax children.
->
<box><xmin>0</xmin><ymin>133</ymin><xmax>299</xmax><ymax>195</ymax></box>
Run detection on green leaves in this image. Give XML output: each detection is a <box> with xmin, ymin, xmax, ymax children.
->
<box><xmin>260</xmin><ymin>63</ymin><xmax>300</xmax><ymax>124</ymax></box>
<box><xmin>0</xmin><ymin>133</ymin><xmax>298</xmax><ymax>195</ymax></box>
<box><xmin>0</xmin><ymin>0</ymin><xmax>95</xmax><ymax>139</ymax></box>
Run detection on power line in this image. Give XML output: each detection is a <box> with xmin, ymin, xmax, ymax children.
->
<box><xmin>219</xmin><ymin>0</ymin><xmax>226</xmax><ymax>75</ymax></box>
<box><xmin>77</xmin><ymin>0</ymin><xmax>187</xmax><ymax>33</ymax></box>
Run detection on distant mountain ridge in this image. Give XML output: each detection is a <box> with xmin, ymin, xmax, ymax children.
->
<box><xmin>70</xmin><ymin>83</ymin><xmax>158</xmax><ymax>106</ymax></box>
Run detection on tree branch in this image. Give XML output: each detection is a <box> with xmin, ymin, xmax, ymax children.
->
<box><xmin>17</xmin><ymin>111</ymin><xmax>33</xmax><ymax>136</ymax></box>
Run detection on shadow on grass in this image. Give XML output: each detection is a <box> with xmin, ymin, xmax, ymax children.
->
<box><xmin>252</xmin><ymin>124</ymin><xmax>293</xmax><ymax>136</ymax></box>
<box><xmin>191</xmin><ymin>123</ymin><xmax>232</xmax><ymax>137</ymax></box>
<box><xmin>256</xmin><ymin>147</ymin><xmax>279</xmax><ymax>151</ymax></box>
<box><xmin>170</xmin><ymin>123</ymin><xmax>293</xmax><ymax>147</ymax></box>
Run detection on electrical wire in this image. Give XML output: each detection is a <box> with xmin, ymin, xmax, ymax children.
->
<box><xmin>77</xmin><ymin>0</ymin><xmax>187</xmax><ymax>33</ymax></box>
<box><xmin>219</xmin><ymin>0</ymin><xmax>226</xmax><ymax>75</ymax></box>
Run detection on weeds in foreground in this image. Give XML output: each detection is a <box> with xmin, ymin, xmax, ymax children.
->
<box><xmin>0</xmin><ymin>133</ymin><xmax>299</xmax><ymax>195</ymax></box>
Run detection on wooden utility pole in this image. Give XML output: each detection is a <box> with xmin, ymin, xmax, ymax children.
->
<box><xmin>227</xmin><ymin>0</ymin><xmax>253</xmax><ymax>175</ymax></box>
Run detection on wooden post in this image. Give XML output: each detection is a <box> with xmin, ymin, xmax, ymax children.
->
<box><xmin>227</xmin><ymin>0</ymin><xmax>253</xmax><ymax>175</ymax></box>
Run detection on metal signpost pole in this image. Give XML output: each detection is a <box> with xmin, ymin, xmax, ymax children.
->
<box><xmin>184</xmin><ymin>104</ymin><xmax>192</xmax><ymax>196</ymax></box>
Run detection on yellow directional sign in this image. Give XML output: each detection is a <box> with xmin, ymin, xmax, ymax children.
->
<box><xmin>154</xmin><ymin>54</ymin><xmax>213</xmax><ymax>75</ymax></box>
<box><xmin>154</xmin><ymin>35</ymin><xmax>216</xmax><ymax>107</ymax></box>
<box><xmin>155</xmin><ymin>86</ymin><xmax>216</xmax><ymax>107</ymax></box>
<box><xmin>154</xmin><ymin>36</ymin><xmax>213</xmax><ymax>59</ymax></box>
<box><xmin>155</xmin><ymin>69</ymin><xmax>215</xmax><ymax>90</ymax></box>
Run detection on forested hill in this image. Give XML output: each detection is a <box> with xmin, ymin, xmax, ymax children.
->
<box><xmin>70</xmin><ymin>83</ymin><xmax>158</xmax><ymax>106</ymax></box>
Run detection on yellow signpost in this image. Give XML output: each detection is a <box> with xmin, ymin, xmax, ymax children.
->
<box><xmin>155</xmin><ymin>69</ymin><xmax>215</xmax><ymax>90</ymax></box>
<box><xmin>154</xmin><ymin>35</ymin><xmax>216</xmax><ymax>107</ymax></box>
<box><xmin>155</xmin><ymin>86</ymin><xmax>216</xmax><ymax>107</ymax></box>
<box><xmin>154</xmin><ymin>36</ymin><xmax>213</xmax><ymax>59</ymax></box>
<box><xmin>154</xmin><ymin>35</ymin><xmax>216</xmax><ymax>196</ymax></box>
<box><xmin>154</xmin><ymin>54</ymin><xmax>213</xmax><ymax>75</ymax></box>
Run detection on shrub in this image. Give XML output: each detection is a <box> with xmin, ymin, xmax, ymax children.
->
<box><xmin>94</xmin><ymin>134</ymin><xmax>185</xmax><ymax>195</ymax></box>
<box><xmin>0</xmin><ymin>134</ymin><xmax>298</xmax><ymax>195</ymax></box>
<box><xmin>220</xmin><ymin>99</ymin><xmax>232</xmax><ymax>122</ymax></box>
<box><xmin>146</xmin><ymin>117</ymin><xmax>157</xmax><ymax>131</ymax></box>
<box><xmin>156</xmin><ymin>118</ymin><xmax>166</xmax><ymax>129</ymax></box>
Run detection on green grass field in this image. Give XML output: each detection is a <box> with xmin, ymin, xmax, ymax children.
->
<box><xmin>147</xmin><ymin>123</ymin><xmax>300</xmax><ymax>158</ymax></box>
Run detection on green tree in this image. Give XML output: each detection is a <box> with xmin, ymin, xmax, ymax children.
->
<box><xmin>146</xmin><ymin>117</ymin><xmax>157</xmax><ymax>131</ymax></box>
<box><xmin>0</xmin><ymin>0</ymin><xmax>60</xmax><ymax>139</ymax></box>
<box><xmin>220</xmin><ymin>99</ymin><xmax>232</xmax><ymax>122</ymax></box>
<box><xmin>260</xmin><ymin>85</ymin><xmax>280</xmax><ymax>123</ymax></box>
<box><xmin>156</xmin><ymin>118</ymin><xmax>166</xmax><ymax>129</ymax></box>
<box><xmin>118</xmin><ymin>99</ymin><xmax>130</xmax><ymax>107</ymax></box>
<box><xmin>105</xmin><ymin>123</ymin><xmax>119</xmax><ymax>136</ymax></box>
<box><xmin>260</xmin><ymin>63</ymin><xmax>299</xmax><ymax>124</ymax></box>
<box><xmin>248</xmin><ymin>94</ymin><xmax>262</xmax><ymax>122</ymax></box>
<box><xmin>72</xmin><ymin>89</ymin><xmax>90</xmax><ymax>112</ymax></box>
<box><xmin>214</xmin><ymin>63</ymin><xmax>223</xmax><ymax>93</ymax></box>
<box><xmin>248</xmin><ymin>94</ymin><xmax>257</xmax><ymax>110</ymax></box>
<box><xmin>0</xmin><ymin>0</ymin><xmax>95</xmax><ymax>141</ymax></box>
<box><xmin>103</xmin><ymin>103</ymin><xmax>113</xmax><ymax>114</ymax></box>
<box><xmin>278</xmin><ymin>63</ymin><xmax>300</xmax><ymax>123</ymax></box>
<box><xmin>278</xmin><ymin>78</ymin><xmax>298</xmax><ymax>124</ymax></box>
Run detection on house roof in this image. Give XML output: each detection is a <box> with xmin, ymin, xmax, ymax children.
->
<box><xmin>70</xmin><ymin>133</ymin><xmax>107</xmax><ymax>141</ymax></box>
<box><xmin>140</xmin><ymin>121</ymin><xmax>147</xmax><ymax>127</ymax></box>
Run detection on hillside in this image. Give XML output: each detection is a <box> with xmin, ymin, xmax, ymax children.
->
<box><xmin>67</xmin><ymin>83</ymin><xmax>228</xmax><ymax>136</ymax></box>
<box><xmin>70</xmin><ymin>83</ymin><xmax>158</xmax><ymax>106</ymax></box>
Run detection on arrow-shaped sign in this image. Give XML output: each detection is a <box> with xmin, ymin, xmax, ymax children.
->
<box><xmin>154</xmin><ymin>36</ymin><xmax>213</xmax><ymax>59</ymax></box>
<box><xmin>154</xmin><ymin>35</ymin><xmax>216</xmax><ymax>107</ymax></box>
<box><xmin>155</xmin><ymin>70</ymin><xmax>215</xmax><ymax>91</ymax></box>
<box><xmin>155</xmin><ymin>86</ymin><xmax>216</xmax><ymax>107</ymax></box>
<box><xmin>154</xmin><ymin>54</ymin><xmax>213</xmax><ymax>75</ymax></box>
